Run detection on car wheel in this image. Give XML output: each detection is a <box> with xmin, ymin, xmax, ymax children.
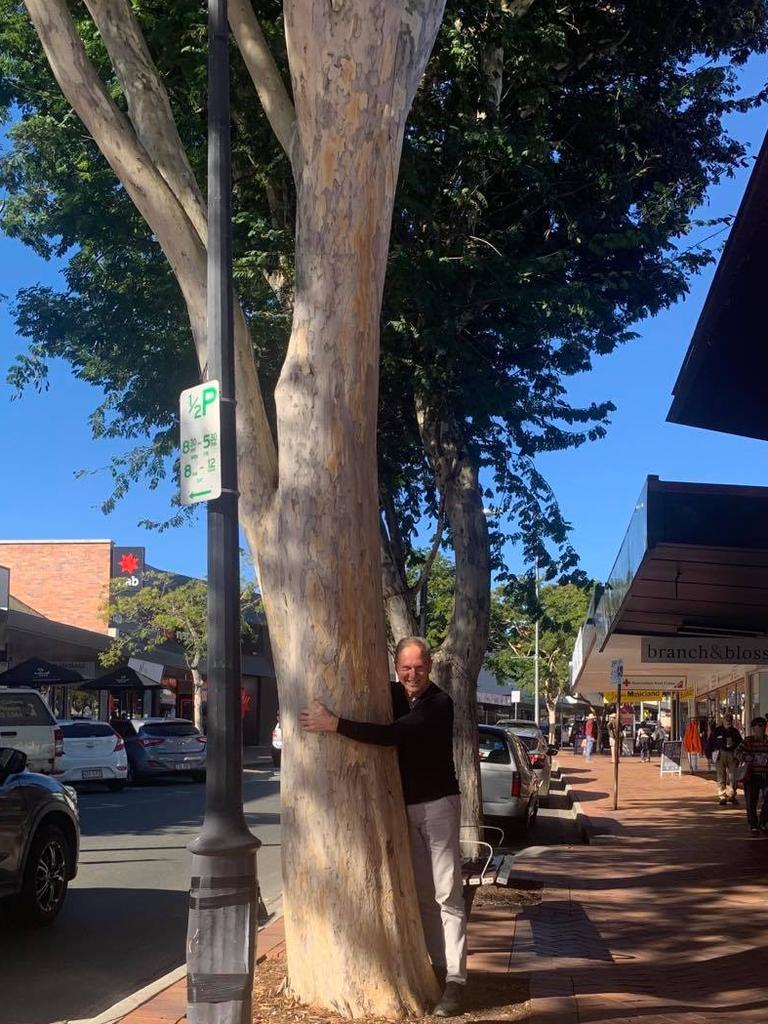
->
<box><xmin>272</xmin><ymin>750</ymin><xmax>281</xmax><ymax>769</ymax></box>
<box><xmin>107</xmin><ymin>780</ymin><xmax>127</xmax><ymax>792</ymax></box>
<box><xmin>9</xmin><ymin>824</ymin><xmax>69</xmax><ymax>927</ymax></box>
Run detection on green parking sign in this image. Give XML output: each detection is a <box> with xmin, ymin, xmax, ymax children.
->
<box><xmin>179</xmin><ymin>380</ymin><xmax>222</xmax><ymax>504</ymax></box>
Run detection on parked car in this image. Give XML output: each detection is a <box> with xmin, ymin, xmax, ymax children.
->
<box><xmin>500</xmin><ymin>720</ymin><xmax>556</xmax><ymax>802</ymax></box>
<box><xmin>0</xmin><ymin>688</ymin><xmax>62</xmax><ymax>774</ymax></box>
<box><xmin>0</xmin><ymin>747</ymin><xmax>80</xmax><ymax>926</ymax></box>
<box><xmin>272</xmin><ymin>718</ymin><xmax>282</xmax><ymax>769</ymax></box>
<box><xmin>110</xmin><ymin>717</ymin><xmax>207</xmax><ymax>783</ymax></box>
<box><xmin>55</xmin><ymin>720</ymin><xmax>128</xmax><ymax>791</ymax></box>
<box><xmin>478</xmin><ymin>725</ymin><xmax>539</xmax><ymax>829</ymax></box>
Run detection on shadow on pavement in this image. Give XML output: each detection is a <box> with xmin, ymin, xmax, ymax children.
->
<box><xmin>0</xmin><ymin>887</ymin><xmax>188</xmax><ymax>1024</ymax></box>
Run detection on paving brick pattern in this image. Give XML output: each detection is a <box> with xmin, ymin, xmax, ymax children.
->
<box><xmin>120</xmin><ymin>752</ymin><xmax>768</xmax><ymax>1023</ymax></box>
<box><xmin>519</xmin><ymin>752</ymin><xmax>768</xmax><ymax>1023</ymax></box>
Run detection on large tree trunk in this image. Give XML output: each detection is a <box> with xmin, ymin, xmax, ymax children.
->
<box><xmin>24</xmin><ymin>0</ymin><xmax>447</xmax><ymax>1015</ymax></box>
<box><xmin>251</xmin><ymin>2</ymin><xmax>446</xmax><ymax>1016</ymax></box>
<box><xmin>418</xmin><ymin>406</ymin><xmax>490</xmax><ymax>838</ymax></box>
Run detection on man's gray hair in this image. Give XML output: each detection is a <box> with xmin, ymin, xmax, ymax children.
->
<box><xmin>394</xmin><ymin>636</ymin><xmax>432</xmax><ymax>661</ymax></box>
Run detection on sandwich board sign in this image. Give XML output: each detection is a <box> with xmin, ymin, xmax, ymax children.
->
<box><xmin>660</xmin><ymin>740</ymin><xmax>683</xmax><ymax>777</ymax></box>
<box><xmin>180</xmin><ymin>380</ymin><xmax>221</xmax><ymax>505</ymax></box>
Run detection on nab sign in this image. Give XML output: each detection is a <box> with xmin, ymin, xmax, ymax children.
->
<box><xmin>111</xmin><ymin>547</ymin><xmax>145</xmax><ymax>589</ymax></box>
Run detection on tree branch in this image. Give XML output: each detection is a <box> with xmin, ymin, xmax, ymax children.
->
<box><xmin>24</xmin><ymin>0</ymin><xmax>279</xmax><ymax>526</ymax></box>
<box><xmin>229</xmin><ymin>0</ymin><xmax>298</xmax><ymax>168</ymax></box>
<box><xmin>82</xmin><ymin>0</ymin><xmax>207</xmax><ymax>244</ymax></box>
<box><xmin>408</xmin><ymin>493</ymin><xmax>446</xmax><ymax>598</ymax></box>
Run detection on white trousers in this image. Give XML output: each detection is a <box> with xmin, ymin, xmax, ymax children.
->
<box><xmin>407</xmin><ymin>794</ymin><xmax>467</xmax><ymax>984</ymax></box>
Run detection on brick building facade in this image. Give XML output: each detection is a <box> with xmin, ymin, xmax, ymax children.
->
<box><xmin>0</xmin><ymin>540</ymin><xmax>112</xmax><ymax>633</ymax></box>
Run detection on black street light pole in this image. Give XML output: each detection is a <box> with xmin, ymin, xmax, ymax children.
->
<box><xmin>186</xmin><ymin>3</ymin><xmax>260</xmax><ymax>1022</ymax></box>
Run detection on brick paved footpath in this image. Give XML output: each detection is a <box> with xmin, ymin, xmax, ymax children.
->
<box><xmin>509</xmin><ymin>751</ymin><xmax>768</xmax><ymax>1023</ymax></box>
<box><xmin>119</xmin><ymin>752</ymin><xmax>768</xmax><ymax>1023</ymax></box>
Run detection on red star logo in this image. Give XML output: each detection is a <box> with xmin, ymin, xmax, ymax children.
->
<box><xmin>118</xmin><ymin>552</ymin><xmax>140</xmax><ymax>574</ymax></box>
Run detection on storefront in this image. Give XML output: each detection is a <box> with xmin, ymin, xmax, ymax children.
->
<box><xmin>571</xmin><ymin>475</ymin><xmax>768</xmax><ymax>739</ymax></box>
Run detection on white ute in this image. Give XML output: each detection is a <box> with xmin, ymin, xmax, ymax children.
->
<box><xmin>0</xmin><ymin>688</ymin><xmax>61</xmax><ymax>774</ymax></box>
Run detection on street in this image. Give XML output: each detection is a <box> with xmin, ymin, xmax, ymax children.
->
<box><xmin>0</xmin><ymin>767</ymin><xmax>282</xmax><ymax>1024</ymax></box>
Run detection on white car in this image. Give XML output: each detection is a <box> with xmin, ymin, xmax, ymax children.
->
<box><xmin>272</xmin><ymin>719</ymin><xmax>282</xmax><ymax>768</ymax></box>
<box><xmin>0</xmin><ymin>688</ymin><xmax>61</xmax><ymax>774</ymax></box>
<box><xmin>55</xmin><ymin>720</ymin><xmax>128</xmax><ymax>791</ymax></box>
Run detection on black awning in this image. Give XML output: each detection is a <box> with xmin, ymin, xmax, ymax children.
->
<box><xmin>81</xmin><ymin>666</ymin><xmax>149</xmax><ymax>692</ymax></box>
<box><xmin>0</xmin><ymin>657</ymin><xmax>84</xmax><ymax>687</ymax></box>
<box><xmin>596</xmin><ymin>476</ymin><xmax>768</xmax><ymax>647</ymax></box>
<box><xmin>668</xmin><ymin>130</ymin><xmax>768</xmax><ymax>440</ymax></box>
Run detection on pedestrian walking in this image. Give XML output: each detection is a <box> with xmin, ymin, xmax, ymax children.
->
<box><xmin>638</xmin><ymin>727</ymin><xmax>651</xmax><ymax>762</ymax></box>
<box><xmin>706</xmin><ymin>712</ymin><xmax>743</xmax><ymax>806</ymax></box>
<box><xmin>735</xmin><ymin>717</ymin><xmax>768</xmax><ymax>835</ymax></box>
<box><xmin>301</xmin><ymin>637</ymin><xmax>466</xmax><ymax>1017</ymax></box>
<box><xmin>583</xmin><ymin>713</ymin><xmax>597</xmax><ymax>760</ymax></box>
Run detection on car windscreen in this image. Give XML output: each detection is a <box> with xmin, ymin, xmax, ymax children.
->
<box><xmin>510</xmin><ymin>733</ymin><xmax>539</xmax><ymax>751</ymax></box>
<box><xmin>0</xmin><ymin>693</ymin><xmax>55</xmax><ymax>726</ymax></box>
<box><xmin>139</xmin><ymin>722</ymin><xmax>200</xmax><ymax>738</ymax></box>
<box><xmin>60</xmin><ymin>723</ymin><xmax>116</xmax><ymax>738</ymax></box>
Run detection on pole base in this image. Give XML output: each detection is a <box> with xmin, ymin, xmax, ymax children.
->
<box><xmin>187</xmin><ymin>849</ymin><xmax>259</xmax><ymax>1024</ymax></box>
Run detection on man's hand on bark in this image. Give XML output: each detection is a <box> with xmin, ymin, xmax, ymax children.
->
<box><xmin>300</xmin><ymin>701</ymin><xmax>339</xmax><ymax>733</ymax></box>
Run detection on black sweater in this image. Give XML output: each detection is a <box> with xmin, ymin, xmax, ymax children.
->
<box><xmin>336</xmin><ymin>681</ymin><xmax>460</xmax><ymax>805</ymax></box>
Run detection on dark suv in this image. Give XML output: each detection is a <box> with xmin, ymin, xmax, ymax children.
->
<box><xmin>0</xmin><ymin>747</ymin><xmax>80</xmax><ymax>926</ymax></box>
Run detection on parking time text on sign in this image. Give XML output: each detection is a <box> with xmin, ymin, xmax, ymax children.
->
<box><xmin>179</xmin><ymin>380</ymin><xmax>221</xmax><ymax>505</ymax></box>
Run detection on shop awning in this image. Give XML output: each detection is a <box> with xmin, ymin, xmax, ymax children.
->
<box><xmin>596</xmin><ymin>476</ymin><xmax>768</xmax><ymax>646</ymax></box>
<box><xmin>81</xmin><ymin>666</ymin><xmax>159</xmax><ymax>692</ymax></box>
<box><xmin>0</xmin><ymin>656</ymin><xmax>84</xmax><ymax>687</ymax></box>
<box><xmin>668</xmin><ymin>130</ymin><xmax>768</xmax><ymax>440</ymax></box>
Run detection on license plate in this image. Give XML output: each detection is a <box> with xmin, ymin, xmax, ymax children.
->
<box><xmin>82</xmin><ymin>768</ymin><xmax>103</xmax><ymax>779</ymax></box>
<box><xmin>175</xmin><ymin>763</ymin><xmax>189</xmax><ymax>770</ymax></box>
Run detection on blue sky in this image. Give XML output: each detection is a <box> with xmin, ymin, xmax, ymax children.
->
<box><xmin>1</xmin><ymin>58</ymin><xmax>767</xmax><ymax>583</ymax></box>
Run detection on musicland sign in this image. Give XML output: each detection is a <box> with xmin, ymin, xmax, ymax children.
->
<box><xmin>642</xmin><ymin>637</ymin><xmax>768</xmax><ymax>665</ymax></box>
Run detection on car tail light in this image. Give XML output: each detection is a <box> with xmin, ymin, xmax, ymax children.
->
<box><xmin>113</xmin><ymin>737</ymin><xmax>125</xmax><ymax>752</ymax></box>
<box><xmin>138</xmin><ymin>737</ymin><xmax>164</xmax><ymax>747</ymax></box>
<box><xmin>511</xmin><ymin>772</ymin><xmax>521</xmax><ymax>798</ymax></box>
<box><xmin>54</xmin><ymin>726</ymin><xmax>64</xmax><ymax>758</ymax></box>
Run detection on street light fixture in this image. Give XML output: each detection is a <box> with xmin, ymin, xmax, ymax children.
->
<box><xmin>185</xmin><ymin>4</ymin><xmax>260</xmax><ymax>1022</ymax></box>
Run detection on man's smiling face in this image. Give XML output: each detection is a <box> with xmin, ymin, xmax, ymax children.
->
<box><xmin>396</xmin><ymin>644</ymin><xmax>432</xmax><ymax>700</ymax></box>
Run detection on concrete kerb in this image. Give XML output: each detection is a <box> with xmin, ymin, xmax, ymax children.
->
<box><xmin>553</xmin><ymin>759</ymin><xmax>619</xmax><ymax>846</ymax></box>
<box><xmin>55</xmin><ymin>963</ymin><xmax>188</xmax><ymax>1024</ymax></box>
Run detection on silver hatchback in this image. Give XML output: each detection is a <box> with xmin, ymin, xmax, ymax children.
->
<box><xmin>500</xmin><ymin>721</ymin><xmax>555</xmax><ymax>802</ymax></box>
<box><xmin>478</xmin><ymin>725</ymin><xmax>539</xmax><ymax>829</ymax></box>
<box><xmin>111</xmin><ymin>718</ymin><xmax>207</xmax><ymax>783</ymax></box>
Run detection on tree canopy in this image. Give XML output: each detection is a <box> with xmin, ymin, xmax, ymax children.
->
<box><xmin>3</xmin><ymin>0</ymin><xmax>765</xmax><ymax>563</ymax></box>
<box><xmin>485</xmin><ymin>580</ymin><xmax>591</xmax><ymax>710</ymax></box>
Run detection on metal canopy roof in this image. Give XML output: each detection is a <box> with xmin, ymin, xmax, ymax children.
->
<box><xmin>668</xmin><ymin>130</ymin><xmax>768</xmax><ymax>440</ymax></box>
<box><xmin>595</xmin><ymin>476</ymin><xmax>768</xmax><ymax>648</ymax></box>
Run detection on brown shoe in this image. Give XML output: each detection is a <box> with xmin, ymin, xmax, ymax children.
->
<box><xmin>434</xmin><ymin>982</ymin><xmax>464</xmax><ymax>1017</ymax></box>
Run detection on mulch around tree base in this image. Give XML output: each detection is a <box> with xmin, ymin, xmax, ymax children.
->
<box><xmin>253</xmin><ymin>887</ymin><xmax>534</xmax><ymax>1023</ymax></box>
<box><xmin>252</xmin><ymin>959</ymin><xmax>530</xmax><ymax>1024</ymax></box>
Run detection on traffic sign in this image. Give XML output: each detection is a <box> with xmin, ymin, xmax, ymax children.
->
<box><xmin>610</xmin><ymin>659</ymin><xmax>624</xmax><ymax>686</ymax></box>
<box><xmin>179</xmin><ymin>380</ymin><xmax>222</xmax><ymax>505</ymax></box>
